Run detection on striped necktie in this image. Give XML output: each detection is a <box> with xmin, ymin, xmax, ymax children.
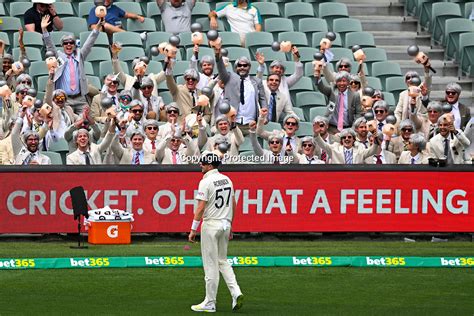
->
<box><xmin>134</xmin><ymin>152</ymin><xmax>140</xmax><ymax>165</ymax></box>
<box><xmin>344</xmin><ymin>149</ymin><xmax>353</xmax><ymax>164</ymax></box>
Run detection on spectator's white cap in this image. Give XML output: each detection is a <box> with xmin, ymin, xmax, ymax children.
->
<box><xmin>32</xmin><ymin>0</ymin><xmax>56</xmax><ymax>4</ymax></box>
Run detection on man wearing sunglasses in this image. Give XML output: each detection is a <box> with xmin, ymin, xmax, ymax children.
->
<box><xmin>323</xmin><ymin>58</ymin><xmax>368</xmax><ymax>89</ymax></box>
<box><xmin>257</xmin><ymin>111</ymin><xmax>300</xmax><ymax>155</ymax></box>
<box><xmin>297</xmin><ymin>136</ymin><xmax>325</xmax><ymax>164</ymax></box>
<box><xmin>155</xmin><ymin>125</ymin><xmax>196</xmax><ymax>165</ymax></box>
<box><xmin>394</xmin><ymin>71</ymin><xmax>431</xmax><ymax>126</ymax></box>
<box><xmin>428</xmin><ymin>114</ymin><xmax>470</xmax><ymax>164</ymax></box>
<box><xmin>373</xmin><ymin>101</ymin><xmax>390</xmax><ymax>132</ymax></box>
<box><xmin>262</xmin><ymin>73</ymin><xmax>295</xmax><ymax>123</ymax></box>
<box><xmin>158</xmin><ymin>103</ymin><xmax>181</xmax><ymax>139</ymax></box>
<box><xmin>125</xmin><ymin>100</ymin><xmax>146</xmax><ymax>135</ymax></box>
<box><xmin>12</xmin><ymin>112</ymin><xmax>51</xmax><ymax>165</ymax></box>
<box><xmin>442</xmin><ymin>83</ymin><xmax>470</xmax><ymax>130</ymax></box>
<box><xmin>135</xmin><ymin>77</ymin><xmax>165</xmax><ymax>119</ymax></box>
<box><xmin>385</xmin><ymin>119</ymin><xmax>416</xmax><ymax>160</ymax></box>
<box><xmin>24</xmin><ymin>0</ymin><xmax>63</xmax><ymax>33</ymax></box>
<box><xmin>215</xmin><ymin>41</ymin><xmax>267</xmax><ymax>136</ymax></box>
<box><xmin>314</xmin><ymin>68</ymin><xmax>360</xmax><ymax>135</ymax></box>
<box><xmin>166</xmin><ymin>67</ymin><xmax>212</xmax><ymax>123</ymax></box>
<box><xmin>410</xmin><ymin>101</ymin><xmax>442</xmax><ymax>141</ymax></box>
<box><xmin>364</xmin><ymin>131</ymin><xmax>397</xmax><ymax>164</ymax></box>
<box><xmin>143</xmin><ymin>119</ymin><xmax>160</xmax><ymax>155</ymax></box>
<box><xmin>46</xmin><ymin>87</ymin><xmax>78</xmax><ymax>140</ymax></box>
<box><xmin>198</xmin><ymin>115</ymin><xmax>244</xmax><ymax>159</ymax></box>
<box><xmin>312</xmin><ymin>116</ymin><xmax>337</xmax><ymax>163</ymax></box>
<box><xmin>314</xmin><ymin>124</ymin><xmax>380</xmax><ymax>164</ymax></box>
<box><xmin>255</xmin><ymin>50</ymin><xmax>303</xmax><ymax>108</ymax></box>
<box><xmin>91</xmin><ymin>74</ymin><xmax>121</xmax><ymax>124</ymax></box>
<box><xmin>249</xmin><ymin>121</ymin><xmax>297</xmax><ymax>164</ymax></box>
<box><xmin>42</xmin><ymin>15</ymin><xmax>103</xmax><ymax>114</ymax></box>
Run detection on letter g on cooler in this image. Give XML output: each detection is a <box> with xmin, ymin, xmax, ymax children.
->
<box><xmin>107</xmin><ymin>225</ymin><xmax>119</xmax><ymax>238</ymax></box>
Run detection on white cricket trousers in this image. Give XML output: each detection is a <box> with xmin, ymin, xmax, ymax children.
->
<box><xmin>201</xmin><ymin>219</ymin><xmax>241</xmax><ymax>304</ymax></box>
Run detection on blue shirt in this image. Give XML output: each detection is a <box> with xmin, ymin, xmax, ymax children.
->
<box><xmin>87</xmin><ymin>4</ymin><xmax>125</xmax><ymax>27</ymax></box>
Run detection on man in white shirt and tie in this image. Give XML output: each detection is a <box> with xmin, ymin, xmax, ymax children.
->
<box><xmin>264</xmin><ymin>73</ymin><xmax>295</xmax><ymax>123</ymax></box>
<box><xmin>256</xmin><ymin>111</ymin><xmax>301</xmax><ymax>155</ymax></box>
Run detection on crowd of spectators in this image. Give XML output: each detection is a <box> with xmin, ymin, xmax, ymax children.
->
<box><xmin>0</xmin><ymin>0</ymin><xmax>471</xmax><ymax>166</ymax></box>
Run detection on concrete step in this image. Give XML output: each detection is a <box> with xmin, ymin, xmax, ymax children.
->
<box><xmin>395</xmin><ymin>60</ymin><xmax>459</xmax><ymax>77</ymax></box>
<box><xmin>378</xmin><ymin>45</ymin><xmax>445</xmax><ymax>60</ymax></box>
<box><xmin>347</xmin><ymin>3</ymin><xmax>404</xmax><ymax>16</ymax></box>
<box><xmin>430</xmin><ymin>77</ymin><xmax>473</xmax><ymax>92</ymax></box>
<box><xmin>352</xmin><ymin>16</ymin><xmax>418</xmax><ymax>32</ymax></box>
<box><xmin>373</xmin><ymin>32</ymin><xmax>431</xmax><ymax>46</ymax></box>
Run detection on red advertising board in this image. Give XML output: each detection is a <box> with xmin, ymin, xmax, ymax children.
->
<box><xmin>0</xmin><ymin>170</ymin><xmax>472</xmax><ymax>233</ymax></box>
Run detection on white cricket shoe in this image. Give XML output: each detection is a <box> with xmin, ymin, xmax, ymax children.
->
<box><xmin>232</xmin><ymin>294</ymin><xmax>244</xmax><ymax>311</ymax></box>
<box><xmin>191</xmin><ymin>301</ymin><xmax>216</xmax><ymax>313</ymax></box>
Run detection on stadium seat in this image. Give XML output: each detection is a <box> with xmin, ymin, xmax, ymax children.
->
<box><xmin>0</xmin><ymin>17</ymin><xmax>22</xmax><ymax>44</ymax></box>
<box><xmin>0</xmin><ymin>32</ymin><xmax>10</xmax><ymax>52</ymax></box>
<box><xmin>219</xmin><ymin>31</ymin><xmax>242</xmax><ymax>48</ymax></box>
<box><xmin>295</xmin><ymin>47</ymin><xmax>319</xmax><ymax>63</ymax></box>
<box><xmin>329</xmin><ymin>48</ymin><xmax>354</xmax><ymax>65</ymax></box>
<box><xmin>371</xmin><ymin>61</ymin><xmax>403</xmax><ymax>90</ymax></box>
<box><xmin>42</xmin><ymin>151</ymin><xmax>63</xmax><ymax>165</ymax></box>
<box><xmin>385</xmin><ymin>76</ymin><xmax>407</xmax><ymax>102</ymax></box>
<box><xmin>99</xmin><ymin>60</ymin><xmax>129</xmax><ymax>79</ymax></box>
<box><xmin>345</xmin><ymin>32</ymin><xmax>376</xmax><ymax>49</ymax></box>
<box><xmin>255</xmin><ymin>48</ymin><xmax>287</xmax><ymax>66</ymax></box>
<box><xmin>61</xmin><ymin>17</ymin><xmax>89</xmax><ymax>37</ymax></box>
<box><xmin>80</xmin><ymin>31</ymin><xmax>109</xmax><ymax>48</ymax></box>
<box><xmin>196</xmin><ymin>17</ymin><xmax>226</xmax><ymax>32</ymax></box>
<box><xmin>305</xmin><ymin>62</ymin><xmax>334</xmax><ymax>78</ymax></box>
<box><xmin>47</xmin><ymin>138</ymin><xmax>69</xmax><ymax>164</ymax></box>
<box><xmin>238</xmin><ymin>137</ymin><xmax>253</xmax><ymax>153</ymax></box>
<box><xmin>160</xmin><ymin>90</ymin><xmax>173</xmax><ymax>105</ymax></box>
<box><xmin>266</xmin><ymin>0</ymin><xmax>287</xmax><ymax>13</ymax></box>
<box><xmin>298</xmin><ymin>18</ymin><xmax>328</xmax><ymax>46</ymax></box>
<box><xmin>147</xmin><ymin>61</ymin><xmax>163</xmax><ymax>75</ymax></box>
<box><xmin>49</xmin><ymin>31</ymin><xmax>74</xmax><ymax>48</ymax></box>
<box><xmin>185</xmin><ymin>47</ymin><xmax>214</xmax><ymax>60</ymax></box>
<box><xmin>13</xmin><ymin>31</ymin><xmax>43</xmax><ymax>49</ymax></box>
<box><xmin>444</xmin><ymin>19</ymin><xmax>474</xmax><ymax>61</ymax></box>
<box><xmin>284</xmin><ymin>2</ymin><xmax>315</xmax><ymax>27</ymax></box>
<box><xmin>458</xmin><ymin>32</ymin><xmax>474</xmax><ymax>77</ymax></box>
<box><xmin>36</xmin><ymin>75</ymin><xmax>48</xmax><ymax>93</ymax></box>
<box><xmin>170</xmin><ymin>61</ymin><xmax>191</xmax><ymax>78</ymax></box>
<box><xmin>418</xmin><ymin>0</ymin><xmax>437</xmax><ymax>30</ymax></box>
<box><xmin>225</xmin><ymin>47</ymin><xmax>251</xmax><ymax>62</ymax></box>
<box><xmin>309</xmin><ymin>107</ymin><xmax>328</xmax><ymax>124</ymax></box>
<box><xmin>289</xmin><ymin>77</ymin><xmax>315</xmax><ymax>105</ymax></box>
<box><xmin>464</xmin><ymin>2</ymin><xmax>474</xmax><ymax>19</ymax></box>
<box><xmin>0</xmin><ymin>4</ymin><xmax>5</xmax><ymax>16</ymax></box>
<box><xmin>86</xmin><ymin>47</ymin><xmax>112</xmax><ymax>74</ymax></box>
<box><xmin>431</xmin><ymin>2</ymin><xmax>462</xmax><ymax>45</ymax></box>
<box><xmin>87</xmin><ymin>75</ymin><xmax>102</xmax><ymax>90</ymax></box>
<box><xmin>13</xmin><ymin>47</ymin><xmax>42</xmax><ymax>62</ymax></box>
<box><xmin>252</xmin><ymin>2</ymin><xmax>280</xmax><ymax>19</ymax></box>
<box><xmin>363</xmin><ymin>47</ymin><xmax>388</xmax><ymax>74</ymax></box>
<box><xmin>264</xmin><ymin>18</ymin><xmax>294</xmax><ymax>37</ymax></box>
<box><xmin>9</xmin><ymin>2</ymin><xmax>31</xmax><ymax>21</ymax></box>
<box><xmin>295</xmin><ymin>91</ymin><xmax>327</xmax><ymax>121</ymax></box>
<box><xmin>312</xmin><ymin>32</ymin><xmax>343</xmax><ymax>49</ymax></box>
<box><xmin>53</xmin><ymin>2</ymin><xmax>74</xmax><ymax>18</ymax></box>
<box><xmin>301</xmin><ymin>0</ymin><xmax>328</xmax><ymax>16</ymax></box>
<box><xmin>365</xmin><ymin>76</ymin><xmax>383</xmax><ymax>91</ymax></box>
<box><xmin>118</xmin><ymin>47</ymin><xmax>146</xmax><ymax>70</ymax></box>
<box><xmin>319</xmin><ymin>2</ymin><xmax>349</xmax><ymax>31</ymax></box>
<box><xmin>127</xmin><ymin>18</ymin><xmax>157</xmax><ymax>33</ymax></box>
<box><xmin>292</xmin><ymin>107</ymin><xmax>306</xmax><ymax>122</ymax></box>
<box><xmin>295</xmin><ymin>122</ymin><xmax>313</xmax><ymax>138</ymax></box>
<box><xmin>115</xmin><ymin>2</ymin><xmax>143</xmax><ymax>16</ymax></box>
<box><xmin>191</xmin><ymin>2</ymin><xmax>211</xmax><ymax>23</ymax></box>
<box><xmin>146</xmin><ymin>31</ymin><xmax>172</xmax><ymax>54</ymax></box>
<box><xmin>245</xmin><ymin>32</ymin><xmax>274</xmax><ymax>55</ymax></box>
<box><xmin>146</xmin><ymin>2</ymin><xmax>162</xmax><ymax>28</ymax></box>
<box><xmin>278</xmin><ymin>32</ymin><xmax>309</xmax><ymax>48</ymax></box>
<box><xmin>405</xmin><ymin>0</ymin><xmax>418</xmax><ymax>17</ymax></box>
<box><xmin>383</xmin><ymin>92</ymin><xmax>396</xmax><ymax>108</ymax></box>
<box><xmin>263</xmin><ymin>121</ymin><xmax>282</xmax><ymax>133</ymax></box>
<box><xmin>333</xmin><ymin>18</ymin><xmax>363</xmax><ymax>47</ymax></box>
<box><xmin>29</xmin><ymin>61</ymin><xmax>48</xmax><ymax>87</ymax></box>
<box><xmin>113</xmin><ymin>32</ymin><xmax>144</xmax><ymax>47</ymax></box>
<box><xmin>280</xmin><ymin>61</ymin><xmax>296</xmax><ymax>75</ymax></box>
<box><xmin>78</xmin><ymin>2</ymin><xmax>95</xmax><ymax>19</ymax></box>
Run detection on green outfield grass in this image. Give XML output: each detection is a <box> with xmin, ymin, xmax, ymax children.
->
<box><xmin>1</xmin><ymin>241</ymin><xmax>473</xmax><ymax>315</ymax></box>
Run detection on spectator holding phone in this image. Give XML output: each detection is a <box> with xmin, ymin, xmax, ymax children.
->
<box><xmin>24</xmin><ymin>0</ymin><xmax>63</xmax><ymax>33</ymax></box>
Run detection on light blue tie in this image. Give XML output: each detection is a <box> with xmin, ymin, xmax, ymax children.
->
<box><xmin>344</xmin><ymin>149</ymin><xmax>353</xmax><ymax>164</ymax></box>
